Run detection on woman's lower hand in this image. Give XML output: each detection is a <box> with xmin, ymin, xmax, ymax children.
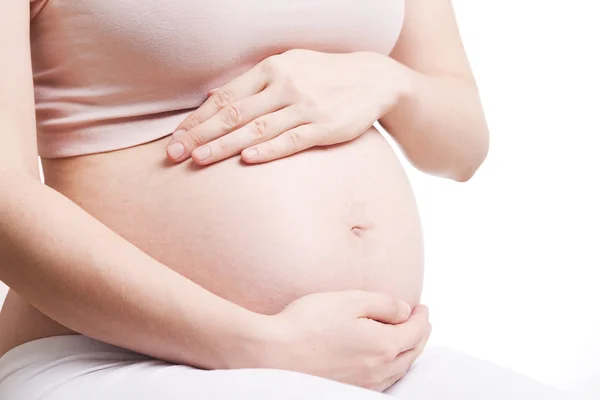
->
<box><xmin>166</xmin><ymin>49</ymin><xmax>410</xmax><ymax>165</ymax></box>
<box><xmin>253</xmin><ymin>290</ymin><xmax>431</xmax><ymax>391</ymax></box>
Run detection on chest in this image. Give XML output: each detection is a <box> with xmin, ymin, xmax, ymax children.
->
<box><xmin>32</xmin><ymin>1</ymin><xmax>404</xmax><ymax>83</ymax></box>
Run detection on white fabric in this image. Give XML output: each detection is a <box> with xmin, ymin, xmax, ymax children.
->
<box><xmin>0</xmin><ymin>335</ymin><xmax>569</xmax><ymax>400</ymax></box>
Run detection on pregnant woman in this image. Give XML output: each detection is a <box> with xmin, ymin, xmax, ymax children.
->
<box><xmin>0</xmin><ymin>0</ymin><xmax>567</xmax><ymax>399</ymax></box>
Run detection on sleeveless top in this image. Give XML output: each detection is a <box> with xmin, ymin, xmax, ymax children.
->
<box><xmin>29</xmin><ymin>0</ymin><xmax>405</xmax><ymax>157</ymax></box>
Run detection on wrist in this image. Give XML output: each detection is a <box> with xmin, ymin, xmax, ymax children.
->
<box><xmin>378</xmin><ymin>60</ymin><xmax>425</xmax><ymax>132</ymax></box>
<box><xmin>229</xmin><ymin>309</ymin><xmax>302</xmax><ymax>371</ymax></box>
<box><xmin>206</xmin><ymin>306</ymin><xmax>287</xmax><ymax>369</ymax></box>
<box><xmin>386</xmin><ymin>57</ymin><xmax>420</xmax><ymax>110</ymax></box>
<box><xmin>355</xmin><ymin>50</ymin><xmax>419</xmax><ymax>114</ymax></box>
<box><xmin>236</xmin><ymin>312</ymin><xmax>291</xmax><ymax>368</ymax></box>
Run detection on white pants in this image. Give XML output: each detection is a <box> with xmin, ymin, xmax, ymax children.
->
<box><xmin>0</xmin><ymin>335</ymin><xmax>568</xmax><ymax>400</ymax></box>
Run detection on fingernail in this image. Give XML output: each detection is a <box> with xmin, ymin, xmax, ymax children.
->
<box><xmin>193</xmin><ymin>146</ymin><xmax>211</xmax><ymax>162</ymax></box>
<box><xmin>244</xmin><ymin>148</ymin><xmax>258</xmax><ymax>160</ymax></box>
<box><xmin>399</xmin><ymin>301</ymin><xmax>412</xmax><ymax>316</ymax></box>
<box><xmin>172</xmin><ymin>129</ymin><xmax>186</xmax><ymax>141</ymax></box>
<box><xmin>167</xmin><ymin>142</ymin><xmax>185</xmax><ymax>160</ymax></box>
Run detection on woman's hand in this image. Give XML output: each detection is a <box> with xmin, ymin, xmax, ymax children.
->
<box><xmin>166</xmin><ymin>49</ymin><xmax>411</xmax><ymax>165</ymax></box>
<box><xmin>252</xmin><ymin>290</ymin><xmax>431</xmax><ymax>392</ymax></box>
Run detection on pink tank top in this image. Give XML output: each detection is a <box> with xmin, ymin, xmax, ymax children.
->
<box><xmin>29</xmin><ymin>0</ymin><xmax>405</xmax><ymax>158</ymax></box>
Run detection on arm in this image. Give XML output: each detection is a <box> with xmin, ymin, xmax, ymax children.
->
<box><xmin>0</xmin><ymin>0</ymin><xmax>262</xmax><ymax>369</ymax></box>
<box><xmin>162</xmin><ymin>2</ymin><xmax>486</xmax><ymax>177</ymax></box>
<box><xmin>379</xmin><ymin>0</ymin><xmax>489</xmax><ymax>182</ymax></box>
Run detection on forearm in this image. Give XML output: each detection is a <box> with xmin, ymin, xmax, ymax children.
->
<box><xmin>379</xmin><ymin>67</ymin><xmax>489</xmax><ymax>181</ymax></box>
<box><xmin>0</xmin><ymin>175</ymin><xmax>264</xmax><ymax>368</ymax></box>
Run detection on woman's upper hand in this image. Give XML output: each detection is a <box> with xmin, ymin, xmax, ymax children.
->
<box><xmin>166</xmin><ymin>49</ymin><xmax>410</xmax><ymax>165</ymax></box>
<box><xmin>250</xmin><ymin>290</ymin><xmax>431</xmax><ymax>391</ymax></box>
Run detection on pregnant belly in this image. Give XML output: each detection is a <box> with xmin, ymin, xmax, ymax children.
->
<box><xmin>40</xmin><ymin>127</ymin><xmax>424</xmax><ymax>314</ymax></box>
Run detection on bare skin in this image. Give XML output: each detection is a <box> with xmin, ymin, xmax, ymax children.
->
<box><xmin>0</xmin><ymin>0</ymin><xmax>487</xmax><ymax>391</ymax></box>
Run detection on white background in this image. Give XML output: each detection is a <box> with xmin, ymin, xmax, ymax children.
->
<box><xmin>1</xmin><ymin>0</ymin><xmax>598</xmax><ymax>398</ymax></box>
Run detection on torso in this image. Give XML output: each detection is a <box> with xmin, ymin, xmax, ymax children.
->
<box><xmin>0</xmin><ymin>0</ymin><xmax>423</xmax><ymax>357</ymax></box>
<box><xmin>0</xmin><ymin>128</ymin><xmax>424</xmax><ymax>356</ymax></box>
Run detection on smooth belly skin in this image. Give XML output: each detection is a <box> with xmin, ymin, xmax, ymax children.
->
<box><xmin>0</xmin><ymin>127</ymin><xmax>424</xmax><ymax>352</ymax></box>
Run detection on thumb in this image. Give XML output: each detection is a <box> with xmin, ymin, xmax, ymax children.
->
<box><xmin>348</xmin><ymin>291</ymin><xmax>412</xmax><ymax>324</ymax></box>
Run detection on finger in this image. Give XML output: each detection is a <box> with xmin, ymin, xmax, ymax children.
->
<box><xmin>241</xmin><ymin>123</ymin><xmax>323</xmax><ymax>164</ymax></box>
<box><xmin>378</xmin><ymin>322</ymin><xmax>432</xmax><ymax>392</ymax></box>
<box><xmin>393</xmin><ymin>304</ymin><xmax>430</xmax><ymax>353</ymax></box>
<box><xmin>174</xmin><ymin>67</ymin><xmax>268</xmax><ymax>134</ymax></box>
<box><xmin>391</xmin><ymin>321</ymin><xmax>431</xmax><ymax>372</ymax></box>
<box><xmin>375</xmin><ymin>374</ymin><xmax>402</xmax><ymax>393</ymax></box>
<box><xmin>167</xmin><ymin>86</ymin><xmax>285</xmax><ymax>162</ymax></box>
<box><xmin>346</xmin><ymin>291</ymin><xmax>412</xmax><ymax>325</ymax></box>
<box><xmin>191</xmin><ymin>106</ymin><xmax>307</xmax><ymax>165</ymax></box>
